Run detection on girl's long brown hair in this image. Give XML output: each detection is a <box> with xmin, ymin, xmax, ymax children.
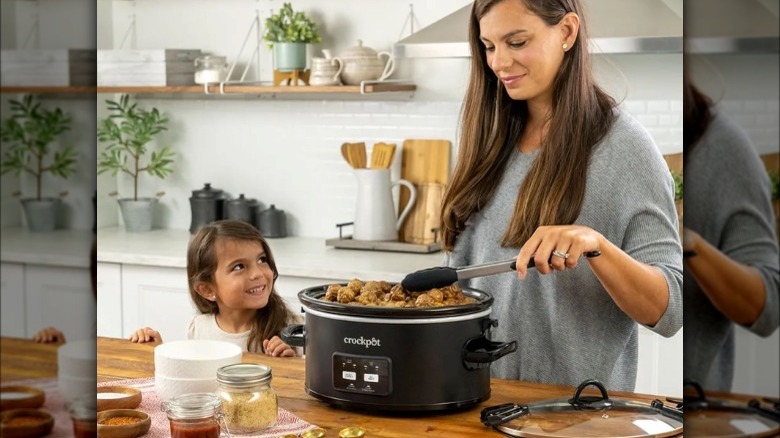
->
<box><xmin>187</xmin><ymin>220</ymin><xmax>294</xmax><ymax>353</ymax></box>
<box><xmin>441</xmin><ymin>0</ymin><xmax>616</xmax><ymax>250</ymax></box>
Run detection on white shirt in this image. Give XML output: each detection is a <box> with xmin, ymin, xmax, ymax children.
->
<box><xmin>187</xmin><ymin>314</ymin><xmax>251</xmax><ymax>352</ymax></box>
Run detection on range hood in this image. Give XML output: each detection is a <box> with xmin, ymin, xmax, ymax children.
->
<box><xmin>394</xmin><ymin>0</ymin><xmax>684</xmax><ymax>58</ymax></box>
<box><xmin>686</xmin><ymin>0</ymin><xmax>779</xmax><ymax>54</ymax></box>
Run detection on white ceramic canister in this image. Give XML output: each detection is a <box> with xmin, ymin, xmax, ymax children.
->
<box><xmin>309</xmin><ymin>56</ymin><xmax>344</xmax><ymax>86</ymax></box>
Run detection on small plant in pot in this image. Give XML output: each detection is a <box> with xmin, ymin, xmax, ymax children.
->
<box><xmin>0</xmin><ymin>94</ymin><xmax>77</xmax><ymax>232</ymax></box>
<box><xmin>263</xmin><ymin>2</ymin><xmax>322</xmax><ymax>72</ymax></box>
<box><xmin>97</xmin><ymin>94</ymin><xmax>174</xmax><ymax>232</ymax></box>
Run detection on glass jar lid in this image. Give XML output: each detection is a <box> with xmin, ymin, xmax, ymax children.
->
<box><xmin>164</xmin><ymin>392</ymin><xmax>223</xmax><ymax>420</ymax></box>
<box><xmin>217</xmin><ymin>363</ymin><xmax>272</xmax><ymax>388</ymax></box>
<box><xmin>195</xmin><ymin>55</ymin><xmax>228</xmax><ymax>69</ymax></box>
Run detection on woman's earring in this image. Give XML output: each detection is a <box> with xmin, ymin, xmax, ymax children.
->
<box><xmin>562</xmin><ymin>43</ymin><xmax>569</xmax><ymax>51</ymax></box>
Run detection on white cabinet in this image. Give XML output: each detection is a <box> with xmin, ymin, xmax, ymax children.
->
<box><xmin>636</xmin><ymin>327</ymin><xmax>683</xmax><ymax>397</ymax></box>
<box><xmin>121</xmin><ymin>264</ymin><xmax>194</xmax><ymax>342</ymax></box>
<box><xmin>25</xmin><ymin>265</ymin><xmax>94</xmax><ymax>342</ymax></box>
<box><xmin>97</xmin><ymin>262</ymin><xmax>123</xmax><ymax>338</ymax></box>
<box><xmin>0</xmin><ymin>262</ymin><xmax>26</xmax><ymax>337</ymax></box>
<box><xmin>1</xmin><ymin>261</ymin><xmax>92</xmax><ymax>340</ymax></box>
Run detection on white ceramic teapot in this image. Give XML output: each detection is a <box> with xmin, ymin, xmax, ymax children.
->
<box><xmin>338</xmin><ymin>40</ymin><xmax>395</xmax><ymax>85</ymax></box>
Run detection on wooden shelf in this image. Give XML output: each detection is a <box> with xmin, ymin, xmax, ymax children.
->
<box><xmin>0</xmin><ymin>86</ymin><xmax>96</xmax><ymax>94</ymax></box>
<box><xmin>95</xmin><ymin>83</ymin><xmax>416</xmax><ymax>96</ymax></box>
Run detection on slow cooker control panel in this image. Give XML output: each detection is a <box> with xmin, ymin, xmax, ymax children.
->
<box><xmin>332</xmin><ymin>353</ymin><xmax>391</xmax><ymax>396</ymax></box>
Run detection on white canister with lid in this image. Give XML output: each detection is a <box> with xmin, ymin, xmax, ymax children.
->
<box><xmin>338</xmin><ymin>40</ymin><xmax>395</xmax><ymax>85</ymax></box>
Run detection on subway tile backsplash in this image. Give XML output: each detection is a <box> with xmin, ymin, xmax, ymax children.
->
<box><xmin>110</xmin><ymin>98</ymin><xmax>685</xmax><ymax>236</ymax></box>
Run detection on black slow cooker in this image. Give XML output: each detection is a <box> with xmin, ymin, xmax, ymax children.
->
<box><xmin>281</xmin><ymin>283</ymin><xmax>517</xmax><ymax>412</ymax></box>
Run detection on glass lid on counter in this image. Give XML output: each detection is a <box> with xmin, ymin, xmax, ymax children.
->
<box><xmin>480</xmin><ymin>379</ymin><xmax>683</xmax><ymax>438</ymax></box>
<box><xmin>682</xmin><ymin>380</ymin><xmax>780</xmax><ymax>438</ymax></box>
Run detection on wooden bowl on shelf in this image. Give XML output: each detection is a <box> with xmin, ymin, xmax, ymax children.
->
<box><xmin>97</xmin><ymin>409</ymin><xmax>151</xmax><ymax>438</ymax></box>
<box><xmin>0</xmin><ymin>386</ymin><xmax>45</xmax><ymax>411</ymax></box>
<box><xmin>0</xmin><ymin>408</ymin><xmax>54</xmax><ymax>438</ymax></box>
<box><xmin>97</xmin><ymin>385</ymin><xmax>142</xmax><ymax>412</ymax></box>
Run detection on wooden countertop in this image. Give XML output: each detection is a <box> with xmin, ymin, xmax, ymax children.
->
<box><xmin>0</xmin><ymin>336</ymin><xmax>684</xmax><ymax>437</ymax></box>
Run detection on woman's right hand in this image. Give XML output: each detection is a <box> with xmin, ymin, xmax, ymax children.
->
<box><xmin>129</xmin><ymin>327</ymin><xmax>163</xmax><ymax>343</ymax></box>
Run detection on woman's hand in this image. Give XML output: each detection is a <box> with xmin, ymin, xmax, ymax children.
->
<box><xmin>515</xmin><ymin>225</ymin><xmax>604</xmax><ymax>279</ymax></box>
<box><xmin>129</xmin><ymin>327</ymin><xmax>163</xmax><ymax>343</ymax></box>
<box><xmin>263</xmin><ymin>336</ymin><xmax>296</xmax><ymax>357</ymax></box>
<box><xmin>33</xmin><ymin>327</ymin><xmax>66</xmax><ymax>343</ymax></box>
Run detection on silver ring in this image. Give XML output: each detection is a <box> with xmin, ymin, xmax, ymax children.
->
<box><xmin>552</xmin><ymin>250</ymin><xmax>569</xmax><ymax>259</ymax></box>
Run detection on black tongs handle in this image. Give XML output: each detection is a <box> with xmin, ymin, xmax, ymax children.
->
<box><xmin>480</xmin><ymin>402</ymin><xmax>529</xmax><ymax>427</ymax></box>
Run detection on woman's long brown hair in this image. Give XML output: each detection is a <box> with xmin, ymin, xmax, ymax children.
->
<box><xmin>187</xmin><ymin>220</ymin><xmax>294</xmax><ymax>353</ymax></box>
<box><xmin>441</xmin><ymin>0</ymin><xmax>616</xmax><ymax>250</ymax></box>
<box><xmin>682</xmin><ymin>64</ymin><xmax>713</xmax><ymax>169</ymax></box>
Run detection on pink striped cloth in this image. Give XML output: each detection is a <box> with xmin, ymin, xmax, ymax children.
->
<box><xmin>1</xmin><ymin>377</ymin><xmax>75</xmax><ymax>438</ymax></box>
<box><xmin>98</xmin><ymin>377</ymin><xmax>319</xmax><ymax>438</ymax></box>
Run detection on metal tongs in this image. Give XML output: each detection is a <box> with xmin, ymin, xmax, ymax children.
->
<box><xmin>402</xmin><ymin>251</ymin><xmax>601</xmax><ymax>292</ymax></box>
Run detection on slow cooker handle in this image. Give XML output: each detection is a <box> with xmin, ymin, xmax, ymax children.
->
<box><xmin>280</xmin><ymin>324</ymin><xmax>305</xmax><ymax>347</ymax></box>
<box><xmin>462</xmin><ymin>336</ymin><xmax>518</xmax><ymax>370</ymax></box>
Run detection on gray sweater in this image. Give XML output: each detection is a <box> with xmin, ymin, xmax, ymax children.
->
<box><xmin>445</xmin><ymin>109</ymin><xmax>683</xmax><ymax>391</ymax></box>
<box><xmin>683</xmin><ymin>111</ymin><xmax>780</xmax><ymax>392</ymax></box>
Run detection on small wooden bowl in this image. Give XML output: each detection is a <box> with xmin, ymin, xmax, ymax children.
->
<box><xmin>97</xmin><ymin>409</ymin><xmax>151</xmax><ymax>438</ymax></box>
<box><xmin>97</xmin><ymin>385</ymin><xmax>142</xmax><ymax>412</ymax></box>
<box><xmin>0</xmin><ymin>386</ymin><xmax>45</xmax><ymax>411</ymax></box>
<box><xmin>0</xmin><ymin>408</ymin><xmax>54</xmax><ymax>438</ymax></box>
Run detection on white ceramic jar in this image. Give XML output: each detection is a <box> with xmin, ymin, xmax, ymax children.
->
<box><xmin>310</xmin><ymin>56</ymin><xmax>344</xmax><ymax>86</ymax></box>
<box><xmin>338</xmin><ymin>40</ymin><xmax>395</xmax><ymax>85</ymax></box>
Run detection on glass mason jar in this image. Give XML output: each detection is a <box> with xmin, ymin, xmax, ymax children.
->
<box><xmin>194</xmin><ymin>55</ymin><xmax>228</xmax><ymax>84</ymax></box>
<box><xmin>163</xmin><ymin>393</ymin><xmax>229</xmax><ymax>438</ymax></box>
<box><xmin>69</xmin><ymin>395</ymin><xmax>97</xmax><ymax>438</ymax></box>
<box><xmin>216</xmin><ymin>363</ymin><xmax>278</xmax><ymax>434</ymax></box>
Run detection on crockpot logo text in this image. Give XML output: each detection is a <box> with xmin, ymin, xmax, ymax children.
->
<box><xmin>343</xmin><ymin>336</ymin><xmax>382</xmax><ymax>349</ymax></box>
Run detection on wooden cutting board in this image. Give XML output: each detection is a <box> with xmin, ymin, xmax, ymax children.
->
<box><xmin>399</xmin><ymin>139</ymin><xmax>451</xmax><ymax>243</ymax></box>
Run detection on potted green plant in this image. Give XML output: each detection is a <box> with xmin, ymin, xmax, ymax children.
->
<box><xmin>263</xmin><ymin>2</ymin><xmax>322</xmax><ymax>72</ymax></box>
<box><xmin>0</xmin><ymin>94</ymin><xmax>77</xmax><ymax>232</ymax></box>
<box><xmin>97</xmin><ymin>94</ymin><xmax>174</xmax><ymax>232</ymax></box>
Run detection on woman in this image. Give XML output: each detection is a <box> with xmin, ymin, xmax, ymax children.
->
<box><xmin>682</xmin><ymin>72</ymin><xmax>779</xmax><ymax>392</ymax></box>
<box><xmin>440</xmin><ymin>0</ymin><xmax>682</xmax><ymax>391</ymax></box>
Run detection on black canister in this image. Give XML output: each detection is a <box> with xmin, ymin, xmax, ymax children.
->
<box><xmin>225</xmin><ymin>194</ymin><xmax>252</xmax><ymax>223</ymax></box>
<box><xmin>248</xmin><ymin>198</ymin><xmax>263</xmax><ymax>230</ymax></box>
<box><xmin>189</xmin><ymin>183</ymin><xmax>225</xmax><ymax>233</ymax></box>
<box><xmin>259</xmin><ymin>204</ymin><xmax>287</xmax><ymax>238</ymax></box>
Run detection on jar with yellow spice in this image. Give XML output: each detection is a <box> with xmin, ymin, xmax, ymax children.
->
<box><xmin>216</xmin><ymin>363</ymin><xmax>278</xmax><ymax>434</ymax></box>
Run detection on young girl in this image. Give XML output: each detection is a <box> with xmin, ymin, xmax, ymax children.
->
<box><xmin>130</xmin><ymin>220</ymin><xmax>299</xmax><ymax>357</ymax></box>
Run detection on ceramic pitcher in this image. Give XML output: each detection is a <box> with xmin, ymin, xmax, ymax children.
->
<box><xmin>353</xmin><ymin>169</ymin><xmax>416</xmax><ymax>241</ymax></box>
